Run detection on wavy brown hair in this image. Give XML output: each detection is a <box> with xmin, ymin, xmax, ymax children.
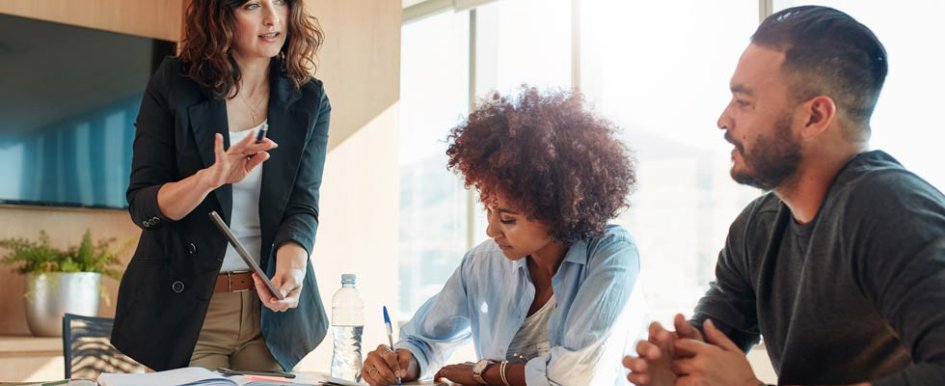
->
<box><xmin>446</xmin><ymin>87</ymin><xmax>636</xmax><ymax>244</ymax></box>
<box><xmin>179</xmin><ymin>0</ymin><xmax>325</xmax><ymax>97</ymax></box>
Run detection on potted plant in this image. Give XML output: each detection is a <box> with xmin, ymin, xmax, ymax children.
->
<box><xmin>0</xmin><ymin>230</ymin><xmax>127</xmax><ymax>337</ymax></box>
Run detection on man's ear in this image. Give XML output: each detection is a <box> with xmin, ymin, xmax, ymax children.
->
<box><xmin>800</xmin><ymin>95</ymin><xmax>836</xmax><ymax>139</ymax></box>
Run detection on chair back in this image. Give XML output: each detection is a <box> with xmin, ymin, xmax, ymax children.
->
<box><xmin>62</xmin><ymin>313</ymin><xmax>145</xmax><ymax>379</ymax></box>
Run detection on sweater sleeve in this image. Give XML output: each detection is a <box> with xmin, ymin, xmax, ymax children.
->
<box><xmin>851</xmin><ymin>171</ymin><xmax>945</xmax><ymax>386</ymax></box>
<box><xmin>691</xmin><ymin>197</ymin><xmax>770</xmax><ymax>353</ymax></box>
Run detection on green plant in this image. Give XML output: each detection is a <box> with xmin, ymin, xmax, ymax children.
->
<box><xmin>0</xmin><ymin>230</ymin><xmax>126</xmax><ymax>279</ymax></box>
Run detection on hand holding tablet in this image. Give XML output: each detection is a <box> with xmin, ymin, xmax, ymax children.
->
<box><xmin>209</xmin><ymin>210</ymin><xmax>286</xmax><ymax>301</ymax></box>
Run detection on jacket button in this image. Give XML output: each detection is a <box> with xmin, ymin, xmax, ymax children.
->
<box><xmin>187</xmin><ymin>242</ymin><xmax>197</xmax><ymax>255</ymax></box>
<box><xmin>171</xmin><ymin>281</ymin><xmax>185</xmax><ymax>293</ymax></box>
<box><xmin>151</xmin><ymin>217</ymin><xmax>161</xmax><ymax>225</ymax></box>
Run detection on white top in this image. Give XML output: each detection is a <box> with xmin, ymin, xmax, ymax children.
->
<box><xmin>506</xmin><ymin>295</ymin><xmax>555</xmax><ymax>363</ymax></box>
<box><xmin>220</xmin><ymin>120</ymin><xmax>266</xmax><ymax>272</ymax></box>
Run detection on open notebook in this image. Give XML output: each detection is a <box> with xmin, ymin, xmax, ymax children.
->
<box><xmin>97</xmin><ymin>367</ymin><xmax>324</xmax><ymax>386</ymax></box>
<box><xmin>98</xmin><ymin>367</ymin><xmax>449</xmax><ymax>386</ymax></box>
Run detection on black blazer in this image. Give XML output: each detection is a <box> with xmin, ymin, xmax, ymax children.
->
<box><xmin>112</xmin><ymin>57</ymin><xmax>330</xmax><ymax>371</ymax></box>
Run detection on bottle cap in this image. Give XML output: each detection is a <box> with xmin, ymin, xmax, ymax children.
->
<box><xmin>341</xmin><ymin>273</ymin><xmax>356</xmax><ymax>285</ymax></box>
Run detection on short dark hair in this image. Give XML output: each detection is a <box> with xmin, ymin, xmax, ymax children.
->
<box><xmin>446</xmin><ymin>87</ymin><xmax>636</xmax><ymax>244</ymax></box>
<box><xmin>180</xmin><ymin>0</ymin><xmax>325</xmax><ymax>97</ymax></box>
<box><xmin>752</xmin><ymin>6</ymin><xmax>887</xmax><ymax>137</ymax></box>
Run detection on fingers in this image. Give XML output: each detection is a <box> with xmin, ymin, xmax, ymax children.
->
<box><xmin>433</xmin><ymin>364</ymin><xmax>462</xmax><ymax>383</ymax></box>
<box><xmin>703</xmin><ymin>319</ymin><xmax>739</xmax><ymax>351</ymax></box>
<box><xmin>264</xmin><ymin>294</ymin><xmax>300</xmax><ymax>312</ymax></box>
<box><xmin>629</xmin><ymin>336</ymin><xmax>675</xmax><ymax>386</ymax></box>
<box><xmin>251</xmin><ymin>273</ymin><xmax>275</xmax><ymax>303</ymax></box>
<box><xmin>395</xmin><ymin>348</ymin><xmax>421</xmax><ymax>380</ymax></box>
<box><xmin>273</xmin><ymin>271</ymin><xmax>302</xmax><ymax>298</ymax></box>
<box><xmin>673</xmin><ymin>337</ymin><xmax>708</xmax><ymax>357</ymax></box>
<box><xmin>378</xmin><ymin>345</ymin><xmax>402</xmax><ymax>379</ymax></box>
<box><xmin>635</xmin><ymin>340</ymin><xmax>662</xmax><ymax>361</ymax></box>
<box><xmin>363</xmin><ymin>361</ymin><xmax>396</xmax><ymax>385</ymax></box>
<box><xmin>364</xmin><ymin>345</ymin><xmax>400</xmax><ymax>385</ymax></box>
<box><xmin>674</xmin><ymin>314</ymin><xmax>703</xmax><ymax>342</ymax></box>
<box><xmin>263</xmin><ymin>289</ymin><xmax>300</xmax><ymax>312</ymax></box>
<box><xmin>649</xmin><ymin>322</ymin><xmax>675</xmax><ymax>358</ymax></box>
<box><xmin>433</xmin><ymin>367</ymin><xmax>449</xmax><ymax>383</ymax></box>
<box><xmin>669</xmin><ymin>357</ymin><xmax>695</xmax><ymax>376</ymax></box>
<box><xmin>231</xmin><ymin>130</ymin><xmax>278</xmax><ymax>154</ymax></box>
<box><xmin>213</xmin><ymin>133</ymin><xmax>225</xmax><ymax>160</ymax></box>
<box><xmin>252</xmin><ymin>273</ymin><xmax>301</xmax><ymax>312</ymax></box>
<box><xmin>627</xmin><ymin>368</ymin><xmax>650</xmax><ymax>386</ymax></box>
<box><xmin>623</xmin><ymin>354</ymin><xmax>649</xmax><ymax>373</ymax></box>
<box><xmin>244</xmin><ymin>151</ymin><xmax>270</xmax><ymax>172</ymax></box>
<box><xmin>361</xmin><ymin>364</ymin><xmax>380</xmax><ymax>386</ymax></box>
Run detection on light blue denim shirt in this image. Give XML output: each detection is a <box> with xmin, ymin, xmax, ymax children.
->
<box><xmin>395</xmin><ymin>224</ymin><xmax>650</xmax><ymax>386</ymax></box>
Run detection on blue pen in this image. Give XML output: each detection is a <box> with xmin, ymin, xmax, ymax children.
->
<box><xmin>383</xmin><ymin>306</ymin><xmax>401</xmax><ymax>386</ymax></box>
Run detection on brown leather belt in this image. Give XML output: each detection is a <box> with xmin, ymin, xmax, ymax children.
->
<box><xmin>215</xmin><ymin>271</ymin><xmax>255</xmax><ymax>293</ymax></box>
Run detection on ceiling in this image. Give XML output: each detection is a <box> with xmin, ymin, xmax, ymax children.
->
<box><xmin>403</xmin><ymin>0</ymin><xmax>428</xmax><ymax>8</ymax></box>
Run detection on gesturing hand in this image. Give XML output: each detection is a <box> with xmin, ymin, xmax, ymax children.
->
<box><xmin>200</xmin><ymin>130</ymin><xmax>278</xmax><ymax>190</ymax></box>
<box><xmin>672</xmin><ymin>319</ymin><xmax>760</xmax><ymax>386</ymax></box>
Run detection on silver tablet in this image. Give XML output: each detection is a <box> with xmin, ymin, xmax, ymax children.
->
<box><xmin>209</xmin><ymin>211</ymin><xmax>286</xmax><ymax>300</ymax></box>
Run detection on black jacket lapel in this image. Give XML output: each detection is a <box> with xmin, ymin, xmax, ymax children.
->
<box><xmin>187</xmin><ymin>98</ymin><xmax>232</xmax><ymax>223</ymax></box>
<box><xmin>259</xmin><ymin>68</ymin><xmax>307</xmax><ymax>264</ymax></box>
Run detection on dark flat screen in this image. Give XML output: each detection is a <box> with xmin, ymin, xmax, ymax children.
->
<box><xmin>0</xmin><ymin>13</ymin><xmax>175</xmax><ymax>209</ymax></box>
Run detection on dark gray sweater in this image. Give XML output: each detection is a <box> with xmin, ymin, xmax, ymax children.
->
<box><xmin>693</xmin><ymin>151</ymin><xmax>945</xmax><ymax>385</ymax></box>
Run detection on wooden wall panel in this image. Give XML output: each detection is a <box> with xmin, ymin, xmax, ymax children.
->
<box><xmin>0</xmin><ymin>0</ymin><xmax>184</xmax><ymax>41</ymax></box>
<box><xmin>309</xmin><ymin>0</ymin><xmax>402</xmax><ymax>149</ymax></box>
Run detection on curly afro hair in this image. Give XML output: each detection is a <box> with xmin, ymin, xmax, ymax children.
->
<box><xmin>446</xmin><ymin>86</ymin><xmax>635</xmax><ymax>244</ymax></box>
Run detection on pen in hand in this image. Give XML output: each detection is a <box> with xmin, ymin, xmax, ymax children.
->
<box><xmin>383</xmin><ymin>305</ymin><xmax>401</xmax><ymax>386</ymax></box>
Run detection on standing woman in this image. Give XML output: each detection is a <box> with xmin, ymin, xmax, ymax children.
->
<box><xmin>112</xmin><ymin>0</ymin><xmax>331</xmax><ymax>372</ymax></box>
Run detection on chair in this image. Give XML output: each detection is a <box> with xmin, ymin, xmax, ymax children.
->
<box><xmin>62</xmin><ymin>313</ymin><xmax>145</xmax><ymax>379</ymax></box>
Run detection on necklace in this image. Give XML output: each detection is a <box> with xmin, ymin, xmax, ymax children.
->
<box><xmin>239</xmin><ymin>89</ymin><xmax>266</xmax><ymax>127</ymax></box>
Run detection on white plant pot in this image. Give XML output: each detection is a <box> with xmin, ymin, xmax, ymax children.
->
<box><xmin>24</xmin><ymin>272</ymin><xmax>101</xmax><ymax>337</ymax></box>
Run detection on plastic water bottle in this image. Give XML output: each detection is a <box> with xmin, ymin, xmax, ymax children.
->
<box><xmin>330</xmin><ymin>273</ymin><xmax>364</xmax><ymax>382</ymax></box>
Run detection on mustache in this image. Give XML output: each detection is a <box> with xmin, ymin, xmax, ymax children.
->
<box><xmin>724</xmin><ymin>132</ymin><xmax>744</xmax><ymax>153</ymax></box>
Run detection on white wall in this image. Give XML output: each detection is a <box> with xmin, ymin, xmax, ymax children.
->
<box><xmin>296</xmin><ymin>103</ymin><xmax>400</xmax><ymax>372</ymax></box>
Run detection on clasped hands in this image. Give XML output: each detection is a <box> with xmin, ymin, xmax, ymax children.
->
<box><xmin>623</xmin><ymin>314</ymin><xmax>761</xmax><ymax>386</ymax></box>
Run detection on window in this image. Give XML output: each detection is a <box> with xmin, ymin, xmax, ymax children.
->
<box><xmin>399</xmin><ymin>0</ymin><xmax>574</xmax><ymax>317</ymax></box>
<box><xmin>772</xmin><ymin>0</ymin><xmax>945</xmax><ymax>191</ymax></box>
<box><xmin>473</xmin><ymin>0</ymin><xmax>572</xmax><ymax>95</ymax></box>
<box><xmin>399</xmin><ymin>9</ymin><xmax>470</xmax><ymax>316</ymax></box>
<box><xmin>579</xmin><ymin>0</ymin><xmax>762</xmax><ymax>325</ymax></box>
<box><xmin>399</xmin><ymin>0</ymin><xmax>760</xmax><ymax>324</ymax></box>
<box><xmin>398</xmin><ymin>4</ymin><xmax>943</xmax><ymax>378</ymax></box>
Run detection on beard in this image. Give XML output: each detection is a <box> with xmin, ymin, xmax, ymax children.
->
<box><xmin>730</xmin><ymin>113</ymin><xmax>802</xmax><ymax>191</ymax></box>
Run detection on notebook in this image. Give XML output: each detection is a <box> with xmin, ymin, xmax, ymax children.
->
<box><xmin>98</xmin><ymin>367</ymin><xmax>319</xmax><ymax>386</ymax></box>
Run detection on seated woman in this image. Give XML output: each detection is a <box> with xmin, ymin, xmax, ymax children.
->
<box><xmin>362</xmin><ymin>87</ymin><xmax>648</xmax><ymax>386</ymax></box>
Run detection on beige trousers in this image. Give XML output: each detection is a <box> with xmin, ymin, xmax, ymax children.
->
<box><xmin>189</xmin><ymin>289</ymin><xmax>282</xmax><ymax>372</ymax></box>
